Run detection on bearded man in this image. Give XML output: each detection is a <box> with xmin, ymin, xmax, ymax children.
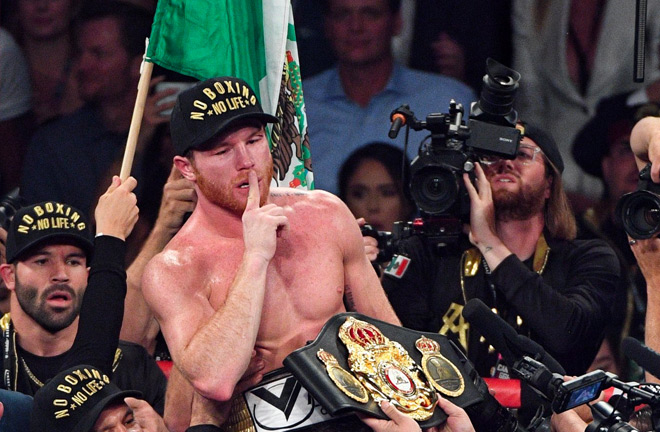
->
<box><xmin>142</xmin><ymin>77</ymin><xmax>399</xmax><ymax>431</ymax></box>
<box><xmin>0</xmin><ymin>197</ymin><xmax>167</xmax><ymax>413</ymax></box>
<box><xmin>381</xmin><ymin>123</ymin><xmax>621</xmax><ymax>377</ymax></box>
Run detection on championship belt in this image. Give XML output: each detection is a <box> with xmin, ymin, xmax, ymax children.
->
<box><xmin>223</xmin><ymin>368</ymin><xmax>372</xmax><ymax>432</ymax></box>
<box><xmin>283</xmin><ymin>313</ymin><xmax>485</xmax><ymax>429</ymax></box>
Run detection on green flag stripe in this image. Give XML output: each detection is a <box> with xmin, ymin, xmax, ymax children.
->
<box><xmin>147</xmin><ymin>0</ymin><xmax>267</xmax><ymax>95</ymax></box>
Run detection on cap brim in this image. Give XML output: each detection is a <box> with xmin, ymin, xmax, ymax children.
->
<box><xmin>10</xmin><ymin>233</ymin><xmax>93</xmax><ymax>263</ymax></box>
<box><xmin>186</xmin><ymin>112</ymin><xmax>279</xmax><ymax>154</ymax></box>
<box><xmin>71</xmin><ymin>390</ymin><xmax>142</xmax><ymax>432</ymax></box>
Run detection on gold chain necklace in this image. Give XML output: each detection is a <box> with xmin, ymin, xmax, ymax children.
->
<box><xmin>20</xmin><ymin>357</ymin><xmax>44</xmax><ymax>388</ymax></box>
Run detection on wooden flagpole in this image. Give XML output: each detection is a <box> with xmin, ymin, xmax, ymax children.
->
<box><xmin>120</xmin><ymin>39</ymin><xmax>154</xmax><ymax>181</ymax></box>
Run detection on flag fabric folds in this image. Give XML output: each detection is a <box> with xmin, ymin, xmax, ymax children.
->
<box><xmin>147</xmin><ymin>0</ymin><xmax>313</xmax><ymax>189</ymax></box>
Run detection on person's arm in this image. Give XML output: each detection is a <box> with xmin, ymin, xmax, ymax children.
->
<box><xmin>462</xmin><ymin>163</ymin><xmax>512</xmax><ymax>270</ymax></box>
<box><xmin>629</xmin><ymin>235</ymin><xmax>660</xmax><ymax>384</ymax></box>
<box><xmin>163</xmin><ymin>351</ymin><xmax>266</xmax><ymax>431</ymax></box>
<box><xmin>124</xmin><ymin>397</ymin><xmax>170</xmax><ymax>432</ymax></box>
<box><xmin>489</xmin><ymin>240</ymin><xmax>619</xmax><ymax>374</ymax></box>
<box><xmin>627</xmin><ymin>116</ymin><xmax>660</xmax><ymax>383</ymax></box>
<box><xmin>63</xmin><ymin>176</ymin><xmax>139</xmax><ymax>373</ymax></box>
<box><xmin>143</xmin><ymin>170</ymin><xmax>287</xmax><ymax>401</ymax></box>
<box><xmin>465</xmin><ymin>163</ymin><xmax>619</xmax><ymax>372</ymax></box>
<box><xmin>339</xmin><ymin>197</ymin><xmax>400</xmax><ymax>325</ymax></box>
<box><xmin>120</xmin><ymin>165</ymin><xmax>196</xmax><ymax>353</ymax></box>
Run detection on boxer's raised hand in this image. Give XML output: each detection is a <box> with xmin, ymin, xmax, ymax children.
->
<box><xmin>242</xmin><ymin>170</ymin><xmax>288</xmax><ymax>261</ymax></box>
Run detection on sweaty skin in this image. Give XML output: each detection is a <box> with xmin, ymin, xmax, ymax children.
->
<box><xmin>142</xmin><ymin>126</ymin><xmax>399</xmax><ymax>404</ymax></box>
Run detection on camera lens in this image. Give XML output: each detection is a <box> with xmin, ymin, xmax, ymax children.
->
<box><xmin>410</xmin><ymin>166</ymin><xmax>458</xmax><ymax>215</ymax></box>
<box><xmin>617</xmin><ymin>190</ymin><xmax>660</xmax><ymax>239</ymax></box>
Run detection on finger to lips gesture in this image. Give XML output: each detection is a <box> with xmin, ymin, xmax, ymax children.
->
<box><xmin>242</xmin><ymin>170</ymin><xmax>289</xmax><ymax>261</ymax></box>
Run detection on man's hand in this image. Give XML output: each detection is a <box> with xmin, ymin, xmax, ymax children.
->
<box><xmin>357</xmin><ymin>217</ymin><xmax>379</xmax><ymax>262</ymax></box>
<box><xmin>436</xmin><ymin>396</ymin><xmax>476</xmax><ymax>432</ymax></box>
<box><xmin>550</xmin><ymin>408</ymin><xmax>588</xmax><ymax>432</ymax></box>
<box><xmin>156</xmin><ymin>165</ymin><xmax>197</xmax><ymax>235</ymax></box>
<box><xmin>95</xmin><ymin>176</ymin><xmax>139</xmax><ymax>240</ymax></box>
<box><xmin>463</xmin><ymin>163</ymin><xmax>499</xmax><ymax>250</ymax></box>
<box><xmin>242</xmin><ymin>170</ymin><xmax>288</xmax><ymax>262</ymax></box>
<box><xmin>359</xmin><ymin>398</ymin><xmax>475</xmax><ymax>432</ymax></box>
<box><xmin>630</xmin><ymin>116</ymin><xmax>660</xmax><ymax>180</ymax></box>
<box><xmin>136</xmin><ymin>75</ymin><xmax>177</xmax><ymax>150</ymax></box>
<box><xmin>359</xmin><ymin>400</ymin><xmax>423</xmax><ymax>432</ymax></box>
<box><xmin>630</xmin><ymin>236</ymin><xmax>660</xmax><ymax>288</ymax></box>
<box><xmin>125</xmin><ymin>397</ymin><xmax>170</xmax><ymax>432</ymax></box>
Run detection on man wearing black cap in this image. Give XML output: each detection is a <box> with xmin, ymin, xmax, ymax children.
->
<box><xmin>381</xmin><ymin>123</ymin><xmax>621</xmax><ymax>377</ymax></box>
<box><xmin>142</xmin><ymin>76</ymin><xmax>400</xmax><ymax>430</ymax></box>
<box><xmin>0</xmin><ymin>178</ymin><xmax>167</xmax><ymax>414</ymax></box>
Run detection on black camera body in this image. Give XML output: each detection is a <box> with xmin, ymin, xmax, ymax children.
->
<box><xmin>616</xmin><ymin>163</ymin><xmax>660</xmax><ymax>239</ymax></box>
<box><xmin>0</xmin><ymin>187</ymin><xmax>22</xmax><ymax>231</ymax></box>
<box><xmin>389</xmin><ymin>58</ymin><xmax>522</xmax><ymax>243</ymax></box>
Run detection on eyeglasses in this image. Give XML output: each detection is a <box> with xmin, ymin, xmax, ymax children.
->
<box><xmin>478</xmin><ymin>144</ymin><xmax>543</xmax><ymax>167</ymax></box>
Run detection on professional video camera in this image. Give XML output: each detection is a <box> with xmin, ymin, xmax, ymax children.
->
<box><xmin>384</xmin><ymin>58</ymin><xmax>522</xmax><ymax>247</ymax></box>
<box><xmin>513</xmin><ymin>355</ymin><xmax>660</xmax><ymax>432</ymax></box>
<box><xmin>616</xmin><ymin>163</ymin><xmax>660</xmax><ymax>239</ymax></box>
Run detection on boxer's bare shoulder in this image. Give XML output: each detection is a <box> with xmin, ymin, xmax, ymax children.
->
<box><xmin>270</xmin><ymin>187</ymin><xmax>357</xmax><ymax>235</ymax></box>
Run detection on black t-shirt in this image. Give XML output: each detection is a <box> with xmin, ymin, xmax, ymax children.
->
<box><xmin>2</xmin><ymin>236</ymin><xmax>167</xmax><ymax>413</ymax></box>
<box><xmin>382</xmin><ymin>232</ymin><xmax>623</xmax><ymax>376</ymax></box>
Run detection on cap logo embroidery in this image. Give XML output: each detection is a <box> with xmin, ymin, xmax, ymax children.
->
<box><xmin>51</xmin><ymin>367</ymin><xmax>111</xmax><ymax>420</ymax></box>
<box><xmin>17</xmin><ymin>202</ymin><xmax>85</xmax><ymax>234</ymax></box>
<box><xmin>190</xmin><ymin>80</ymin><xmax>257</xmax><ymax>121</ymax></box>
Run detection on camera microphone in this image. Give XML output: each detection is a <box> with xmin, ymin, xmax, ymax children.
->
<box><xmin>622</xmin><ymin>336</ymin><xmax>660</xmax><ymax>380</ymax></box>
<box><xmin>462</xmin><ymin>299</ymin><xmax>565</xmax><ymax>374</ymax></box>
<box><xmin>388</xmin><ymin>112</ymin><xmax>407</xmax><ymax>139</ymax></box>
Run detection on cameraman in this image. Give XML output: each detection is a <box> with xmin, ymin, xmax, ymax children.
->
<box><xmin>381</xmin><ymin>123</ymin><xmax>622</xmax><ymax>377</ymax></box>
<box><xmin>626</xmin><ymin>116</ymin><xmax>660</xmax><ymax>384</ymax></box>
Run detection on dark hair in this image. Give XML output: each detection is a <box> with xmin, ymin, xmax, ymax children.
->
<box><xmin>320</xmin><ymin>0</ymin><xmax>401</xmax><ymax>14</ymax></box>
<box><xmin>74</xmin><ymin>1</ymin><xmax>153</xmax><ymax>58</ymax></box>
<box><xmin>338</xmin><ymin>142</ymin><xmax>414</xmax><ymax>218</ymax></box>
<box><xmin>544</xmin><ymin>159</ymin><xmax>577</xmax><ymax>240</ymax></box>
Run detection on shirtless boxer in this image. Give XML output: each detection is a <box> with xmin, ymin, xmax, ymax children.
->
<box><xmin>141</xmin><ymin>77</ymin><xmax>400</xmax><ymax>430</ymax></box>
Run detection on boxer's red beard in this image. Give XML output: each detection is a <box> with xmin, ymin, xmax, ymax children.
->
<box><xmin>196</xmin><ymin>161</ymin><xmax>274</xmax><ymax>214</ymax></box>
<box><xmin>492</xmin><ymin>180</ymin><xmax>547</xmax><ymax>221</ymax></box>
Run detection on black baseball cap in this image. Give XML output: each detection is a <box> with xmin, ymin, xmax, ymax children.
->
<box><xmin>170</xmin><ymin>76</ymin><xmax>279</xmax><ymax>155</ymax></box>
<box><xmin>30</xmin><ymin>365</ymin><xmax>142</xmax><ymax>432</ymax></box>
<box><xmin>572</xmin><ymin>97</ymin><xmax>660</xmax><ymax>179</ymax></box>
<box><xmin>518</xmin><ymin>122</ymin><xmax>564</xmax><ymax>173</ymax></box>
<box><xmin>6</xmin><ymin>201</ymin><xmax>94</xmax><ymax>263</ymax></box>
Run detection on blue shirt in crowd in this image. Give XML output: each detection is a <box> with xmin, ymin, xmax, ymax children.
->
<box><xmin>303</xmin><ymin>63</ymin><xmax>476</xmax><ymax>194</ymax></box>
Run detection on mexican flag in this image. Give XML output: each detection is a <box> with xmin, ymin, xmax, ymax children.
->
<box><xmin>146</xmin><ymin>0</ymin><xmax>313</xmax><ymax>189</ymax></box>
